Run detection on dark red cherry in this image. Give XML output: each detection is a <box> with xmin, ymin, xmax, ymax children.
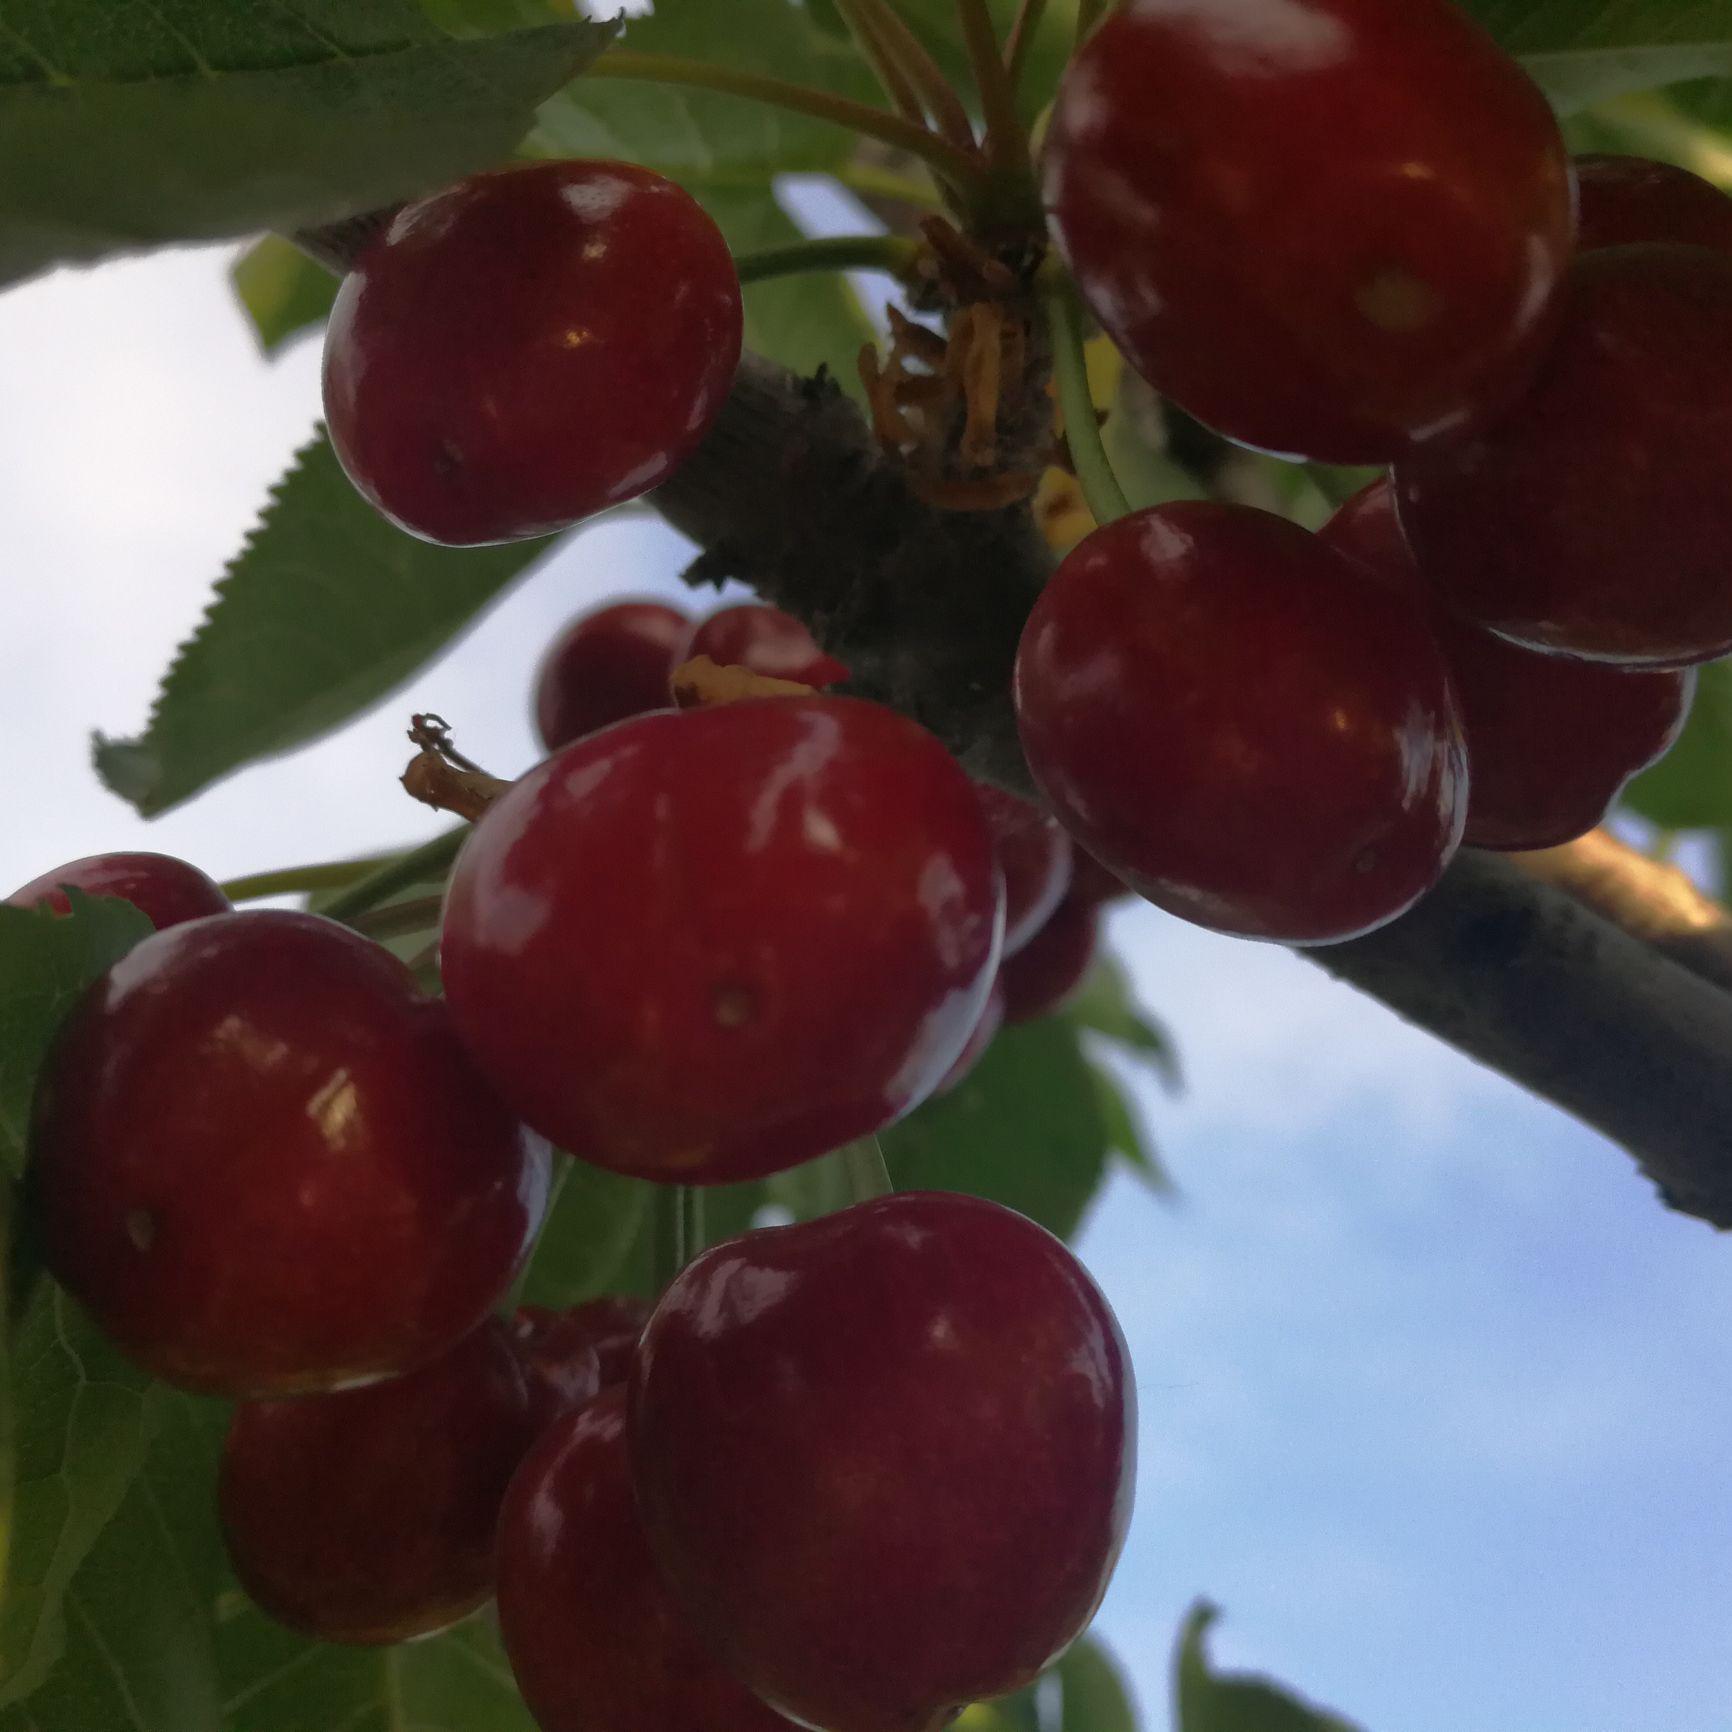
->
<box><xmin>512</xmin><ymin>1296</ymin><xmax>652</xmax><ymax>1428</ymax></box>
<box><xmin>1323</xmin><ymin>480</ymin><xmax>1692</xmax><ymax>851</ymax></box>
<box><xmin>7</xmin><ymin>851</ymin><xmax>230</xmax><ymax>930</ymax></box>
<box><xmin>1044</xmin><ymin>0</ymin><xmax>1573</xmax><ymax>463</ymax></box>
<box><xmin>323</xmin><ymin>160</ymin><xmax>743</xmax><ymax>545</ymax></box>
<box><xmin>1014</xmin><ymin>502</ymin><xmax>1466</xmax><ymax>945</ymax></box>
<box><xmin>31</xmin><ymin>911</ymin><xmax>549</xmax><ymax>1396</ymax></box>
<box><xmin>1067</xmin><ymin>848</ymin><xmax>1130</xmax><ymax>909</ymax></box>
<box><xmin>498</xmin><ymin>1387</ymin><xmax>798</xmax><ymax>1732</ymax></box>
<box><xmin>534</xmin><ymin>600</ymin><xmax>687</xmax><ymax>752</ymax></box>
<box><xmin>1395</xmin><ymin>245</ymin><xmax>1732</xmax><ymax>666</ymax></box>
<box><xmin>631</xmin><ymin>1192</ymin><xmax>1135</xmax><ymax>1732</ymax></box>
<box><xmin>441</xmin><ymin>698</ymin><xmax>1002</xmax><ymax>1184</ymax></box>
<box><xmin>684</xmin><ymin>604</ymin><xmax>850</xmax><ymax>687</ymax></box>
<box><xmin>220</xmin><ymin>1320</ymin><xmax>535</xmax><ymax>1644</ymax></box>
<box><xmin>1000</xmin><ymin>897</ymin><xmax>1097</xmax><ymax>1025</ymax></box>
<box><xmin>976</xmin><ymin>786</ymin><xmax>1073</xmax><ymax>957</ymax></box>
<box><xmin>1576</xmin><ymin>155</ymin><xmax>1732</xmax><ymax>254</ymax></box>
<box><xmin>934</xmin><ymin>980</ymin><xmax>1004</xmax><ymax>1095</ymax></box>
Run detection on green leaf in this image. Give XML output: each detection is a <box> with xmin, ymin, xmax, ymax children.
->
<box><xmin>0</xmin><ymin>1185</ymin><xmax>12</xmax><ymax>1607</ymax></box>
<box><xmin>516</xmin><ymin>1160</ymin><xmax>651</xmax><ymax>1311</ymax></box>
<box><xmin>1089</xmin><ymin>1061</ymin><xmax>1174</xmax><ymax>1197</ymax></box>
<box><xmin>1175</xmin><ymin>1604</ymin><xmax>1364</xmax><ymax>1732</ymax></box>
<box><xmin>1065</xmin><ymin>954</ymin><xmax>1182</xmax><ymax>1095</ymax></box>
<box><xmin>94</xmin><ymin>431</ymin><xmax>560</xmax><ymax>819</ymax></box>
<box><xmin>1057</xmin><ymin>1637</ymin><xmax>1139</xmax><ymax>1731</ymax></box>
<box><xmin>230</xmin><ymin>235</ymin><xmax>340</xmax><ymax>357</ymax></box>
<box><xmin>0</xmin><ymin>2</ymin><xmax>617</xmax><ymax>287</ymax></box>
<box><xmin>0</xmin><ymin>896</ymin><xmax>154</xmax><ymax>1181</ymax></box>
<box><xmin>1622</xmin><ymin>661</ymin><xmax>1732</xmax><ymax>828</ymax></box>
<box><xmin>881</xmin><ymin>1020</ymin><xmax>1112</xmax><ymax>1241</ymax></box>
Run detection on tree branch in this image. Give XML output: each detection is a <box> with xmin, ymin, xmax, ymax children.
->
<box><xmin>652</xmin><ymin>354</ymin><xmax>1732</xmax><ymax>1230</ymax></box>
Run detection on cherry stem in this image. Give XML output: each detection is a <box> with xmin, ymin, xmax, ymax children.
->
<box><xmin>1044</xmin><ymin>276</ymin><xmax>1131</xmax><ymax>527</ymax></box>
<box><xmin>842</xmin><ymin>1137</ymin><xmax>896</xmax><ymax>1204</ymax></box>
<box><xmin>736</xmin><ymin>234</ymin><xmax>919</xmax><ymax>285</ymax></box>
<box><xmin>833</xmin><ymin>163</ymin><xmax>946</xmax><ymax>209</ymax></box>
<box><xmin>1004</xmin><ymin>0</ymin><xmax>1049</xmax><ymax>92</ymax></box>
<box><xmin>588</xmin><ymin>51</ymin><xmax>985</xmax><ymax>198</ymax></box>
<box><xmin>837</xmin><ymin>0</ymin><xmax>978</xmax><ymax>153</ymax></box>
<box><xmin>1075</xmin><ymin>0</ymin><xmax>1104</xmax><ymax>44</ymax></box>
<box><xmin>348</xmin><ymin>895</ymin><xmax>444</xmax><ymax>942</ymax></box>
<box><xmin>654</xmin><ymin>1185</ymin><xmax>706</xmax><ymax>1287</ymax></box>
<box><xmin>955</xmin><ymin>0</ymin><xmax>1030</xmax><ymax>175</ymax></box>
<box><xmin>319</xmin><ymin>826</ymin><xmax>468</xmax><ymax>925</ymax></box>
<box><xmin>833</xmin><ymin>0</ymin><xmax>927</xmax><ymax>127</ymax></box>
<box><xmin>220</xmin><ymin>856</ymin><xmax>386</xmax><ymax>902</ymax></box>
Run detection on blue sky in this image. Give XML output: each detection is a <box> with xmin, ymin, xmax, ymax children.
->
<box><xmin>4</xmin><ymin>244</ymin><xmax>1730</xmax><ymax>1732</ymax></box>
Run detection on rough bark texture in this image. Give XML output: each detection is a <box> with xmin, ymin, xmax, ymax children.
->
<box><xmin>653</xmin><ymin>353</ymin><xmax>1732</xmax><ymax>1230</ymax></box>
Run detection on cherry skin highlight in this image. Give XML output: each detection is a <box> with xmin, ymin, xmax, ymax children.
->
<box><xmin>683</xmin><ymin>603</ymin><xmax>850</xmax><ymax>687</ymax></box>
<box><xmin>6</xmin><ymin>851</ymin><xmax>230</xmax><ymax>930</ymax></box>
<box><xmin>1395</xmin><ymin>245</ymin><xmax>1732</xmax><ymax>667</ymax></box>
<box><xmin>220</xmin><ymin>1320</ymin><xmax>536</xmax><ymax>1645</ymax></box>
<box><xmin>324</xmin><ymin>160</ymin><xmax>743</xmax><ymax>545</ymax></box>
<box><xmin>441</xmin><ymin>697</ymin><xmax>1003</xmax><ymax>1184</ymax></box>
<box><xmin>534</xmin><ymin>600</ymin><xmax>688</xmax><ymax>752</ymax></box>
<box><xmin>1575</xmin><ymin>155</ymin><xmax>1732</xmax><ymax>254</ymax></box>
<box><xmin>1044</xmin><ymin>0</ymin><xmax>1573</xmax><ymax>463</ymax></box>
<box><xmin>497</xmin><ymin>1387</ymin><xmax>799</xmax><ymax>1732</ymax></box>
<box><xmin>31</xmin><ymin>911</ymin><xmax>549</xmax><ymax>1396</ymax></box>
<box><xmin>1323</xmin><ymin>480</ymin><xmax>1692</xmax><ymax>852</ymax></box>
<box><xmin>631</xmin><ymin>1192</ymin><xmax>1135</xmax><ymax>1732</ymax></box>
<box><xmin>1014</xmin><ymin>502</ymin><xmax>1466</xmax><ymax>945</ymax></box>
<box><xmin>976</xmin><ymin>785</ymin><xmax>1073</xmax><ymax>957</ymax></box>
<box><xmin>934</xmin><ymin>979</ymin><xmax>1005</xmax><ymax>1095</ymax></box>
<box><xmin>1000</xmin><ymin>896</ymin><xmax>1098</xmax><ymax>1025</ymax></box>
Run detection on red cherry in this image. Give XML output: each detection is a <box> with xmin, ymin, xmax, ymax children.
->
<box><xmin>1395</xmin><ymin>245</ymin><xmax>1732</xmax><ymax>667</ymax></box>
<box><xmin>684</xmin><ymin>604</ymin><xmax>850</xmax><ymax>687</ymax></box>
<box><xmin>1044</xmin><ymin>0</ymin><xmax>1573</xmax><ymax>463</ymax></box>
<box><xmin>7</xmin><ymin>851</ymin><xmax>230</xmax><ymax>930</ymax></box>
<box><xmin>31</xmin><ymin>911</ymin><xmax>549</xmax><ymax>1396</ymax></box>
<box><xmin>441</xmin><ymin>698</ymin><xmax>1002</xmax><ymax>1184</ymax></box>
<box><xmin>498</xmin><ymin>1387</ymin><xmax>798</xmax><ymax>1732</ymax></box>
<box><xmin>534</xmin><ymin>600</ymin><xmax>688</xmax><ymax>752</ymax></box>
<box><xmin>1575</xmin><ymin>155</ymin><xmax>1732</xmax><ymax>254</ymax></box>
<box><xmin>976</xmin><ymin>786</ymin><xmax>1073</xmax><ymax>957</ymax></box>
<box><xmin>220</xmin><ymin>1320</ymin><xmax>535</xmax><ymax>1645</ymax></box>
<box><xmin>511</xmin><ymin>1296</ymin><xmax>652</xmax><ymax>1428</ymax></box>
<box><xmin>1322</xmin><ymin>480</ymin><xmax>1692</xmax><ymax>852</ymax></box>
<box><xmin>323</xmin><ymin>161</ymin><xmax>743</xmax><ymax>545</ymax></box>
<box><xmin>1014</xmin><ymin>502</ymin><xmax>1466</xmax><ymax>945</ymax></box>
<box><xmin>630</xmin><ymin>1192</ymin><xmax>1135</xmax><ymax>1732</ymax></box>
<box><xmin>934</xmin><ymin>979</ymin><xmax>1005</xmax><ymax>1095</ymax></box>
<box><xmin>1067</xmin><ymin>848</ymin><xmax>1130</xmax><ymax>909</ymax></box>
<box><xmin>1000</xmin><ymin>897</ymin><xmax>1098</xmax><ymax>1025</ymax></box>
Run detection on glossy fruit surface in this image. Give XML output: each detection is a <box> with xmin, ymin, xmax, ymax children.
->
<box><xmin>631</xmin><ymin>1191</ymin><xmax>1134</xmax><ymax>1732</ymax></box>
<box><xmin>934</xmin><ymin>980</ymin><xmax>1004</xmax><ymax>1095</ymax></box>
<box><xmin>1015</xmin><ymin>503</ymin><xmax>1466</xmax><ymax>944</ymax></box>
<box><xmin>442</xmin><ymin>698</ymin><xmax>1002</xmax><ymax>1183</ymax></box>
<box><xmin>6</xmin><ymin>851</ymin><xmax>230</xmax><ymax>930</ymax></box>
<box><xmin>1000</xmin><ymin>897</ymin><xmax>1097</xmax><ymax>1024</ymax></box>
<box><xmin>1396</xmin><ymin>245</ymin><xmax>1732</xmax><ymax>666</ymax></box>
<box><xmin>977</xmin><ymin>786</ymin><xmax>1073</xmax><ymax>957</ymax></box>
<box><xmin>684</xmin><ymin>604</ymin><xmax>849</xmax><ymax>687</ymax></box>
<box><xmin>32</xmin><ymin>911</ymin><xmax>549</xmax><ymax>1395</ymax></box>
<box><xmin>324</xmin><ymin>160</ymin><xmax>743</xmax><ymax>545</ymax></box>
<box><xmin>1575</xmin><ymin>154</ymin><xmax>1732</xmax><ymax>253</ymax></box>
<box><xmin>534</xmin><ymin>600</ymin><xmax>687</xmax><ymax>752</ymax></box>
<box><xmin>1323</xmin><ymin>480</ymin><xmax>1692</xmax><ymax>851</ymax></box>
<box><xmin>498</xmin><ymin>1387</ymin><xmax>797</xmax><ymax>1732</ymax></box>
<box><xmin>512</xmin><ymin>1296</ymin><xmax>651</xmax><ymax>1428</ymax></box>
<box><xmin>1044</xmin><ymin>0</ymin><xmax>1573</xmax><ymax>463</ymax></box>
<box><xmin>220</xmin><ymin>1320</ymin><xmax>535</xmax><ymax>1644</ymax></box>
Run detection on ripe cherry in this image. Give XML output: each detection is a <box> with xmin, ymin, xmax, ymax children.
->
<box><xmin>533</xmin><ymin>600</ymin><xmax>687</xmax><ymax>752</ymax></box>
<box><xmin>934</xmin><ymin>980</ymin><xmax>1005</xmax><ymax>1095</ymax></box>
<box><xmin>498</xmin><ymin>1387</ymin><xmax>798</xmax><ymax>1732</ymax></box>
<box><xmin>1044</xmin><ymin>0</ymin><xmax>1573</xmax><ymax>463</ymax></box>
<box><xmin>220</xmin><ymin>1320</ymin><xmax>535</xmax><ymax>1645</ymax></box>
<box><xmin>7</xmin><ymin>851</ymin><xmax>230</xmax><ymax>930</ymax></box>
<box><xmin>1067</xmin><ymin>849</ymin><xmax>1130</xmax><ymax>910</ymax></box>
<box><xmin>324</xmin><ymin>160</ymin><xmax>743</xmax><ymax>545</ymax></box>
<box><xmin>683</xmin><ymin>604</ymin><xmax>849</xmax><ymax>687</ymax></box>
<box><xmin>31</xmin><ymin>911</ymin><xmax>549</xmax><ymax>1396</ymax></box>
<box><xmin>1322</xmin><ymin>480</ymin><xmax>1692</xmax><ymax>852</ymax></box>
<box><xmin>441</xmin><ymin>697</ymin><xmax>1002</xmax><ymax>1183</ymax></box>
<box><xmin>1575</xmin><ymin>154</ymin><xmax>1732</xmax><ymax>253</ymax></box>
<box><xmin>976</xmin><ymin>785</ymin><xmax>1073</xmax><ymax>957</ymax></box>
<box><xmin>1000</xmin><ymin>896</ymin><xmax>1098</xmax><ymax>1025</ymax></box>
<box><xmin>1395</xmin><ymin>244</ymin><xmax>1732</xmax><ymax>666</ymax></box>
<box><xmin>511</xmin><ymin>1296</ymin><xmax>651</xmax><ymax>1429</ymax></box>
<box><xmin>631</xmin><ymin>1192</ymin><xmax>1134</xmax><ymax>1732</ymax></box>
<box><xmin>1014</xmin><ymin>502</ymin><xmax>1466</xmax><ymax>945</ymax></box>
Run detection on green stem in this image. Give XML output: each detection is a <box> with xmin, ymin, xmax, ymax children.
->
<box><xmin>832</xmin><ymin>163</ymin><xmax>946</xmax><ymax>209</ymax></box>
<box><xmin>842</xmin><ymin>1138</ymin><xmax>896</xmax><ymax>1204</ymax></box>
<box><xmin>736</xmin><ymin>234</ymin><xmax>918</xmax><ymax>285</ymax></box>
<box><xmin>1075</xmin><ymin>0</ymin><xmax>1104</xmax><ymax>45</ymax></box>
<box><xmin>839</xmin><ymin>0</ymin><xmax>978</xmax><ymax>152</ymax></box>
<box><xmin>833</xmin><ymin>0</ymin><xmax>926</xmax><ymax>124</ymax></box>
<box><xmin>654</xmin><ymin>1185</ymin><xmax>703</xmax><ymax>1288</ymax></box>
<box><xmin>219</xmin><ymin>856</ymin><xmax>385</xmax><ymax>903</ymax></box>
<box><xmin>956</xmin><ymin>0</ymin><xmax>1030</xmax><ymax>174</ymax></box>
<box><xmin>319</xmin><ymin>825</ymin><xmax>469</xmax><ymax>925</ymax></box>
<box><xmin>589</xmin><ymin>51</ymin><xmax>983</xmax><ymax>196</ymax></box>
<box><xmin>349</xmin><ymin>895</ymin><xmax>444</xmax><ymax>942</ymax></box>
<box><xmin>1005</xmin><ymin>0</ymin><xmax>1050</xmax><ymax>94</ymax></box>
<box><xmin>1044</xmin><ymin>277</ymin><xmax>1131</xmax><ymax>526</ymax></box>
